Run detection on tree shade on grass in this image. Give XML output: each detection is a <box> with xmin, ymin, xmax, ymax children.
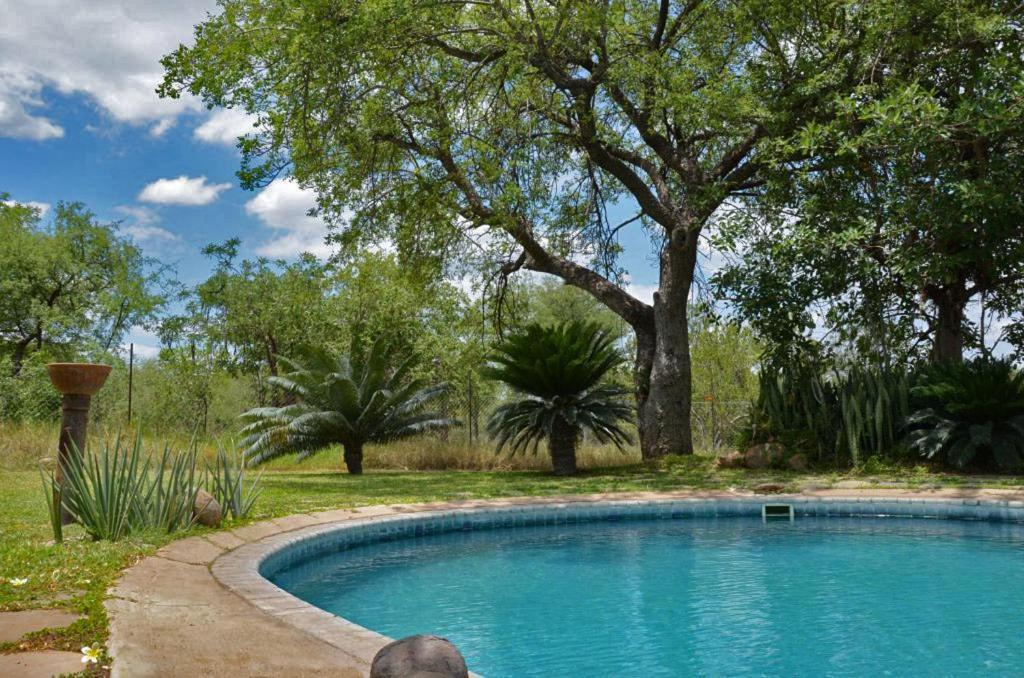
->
<box><xmin>239</xmin><ymin>342</ymin><xmax>455</xmax><ymax>474</ymax></box>
<box><xmin>484</xmin><ymin>322</ymin><xmax>633</xmax><ymax>476</ymax></box>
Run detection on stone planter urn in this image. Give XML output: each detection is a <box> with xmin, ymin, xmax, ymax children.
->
<box><xmin>46</xmin><ymin>363</ymin><xmax>112</xmax><ymax>524</ymax></box>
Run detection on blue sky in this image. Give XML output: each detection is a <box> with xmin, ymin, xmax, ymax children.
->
<box><xmin>0</xmin><ymin>1</ymin><xmax>668</xmax><ymax>356</ymax></box>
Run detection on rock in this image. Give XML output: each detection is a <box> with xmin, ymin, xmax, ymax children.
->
<box><xmin>0</xmin><ymin>609</ymin><xmax>82</xmax><ymax>644</ymax></box>
<box><xmin>786</xmin><ymin>453</ymin><xmax>809</xmax><ymax>472</ymax></box>
<box><xmin>0</xmin><ymin>650</ymin><xmax>85</xmax><ymax>677</ymax></box>
<box><xmin>744</xmin><ymin>442</ymin><xmax>785</xmax><ymax>469</ymax></box>
<box><xmin>193</xmin><ymin>489</ymin><xmax>222</xmax><ymax>527</ymax></box>
<box><xmin>370</xmin><ymin>635</ymin><xmax>469</xmax><ymax>678</ymax></box>
<box><xmin>714</xmin><ymin>451</ymin><xmax>746</xmax><ymax>469</ymax></box>
<box><xmin>753</xmin><ymin>483</ymin><xmax>787</xmax><ymax>494</ymax></box>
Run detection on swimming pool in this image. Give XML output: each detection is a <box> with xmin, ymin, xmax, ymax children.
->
<box><xmin>265</xmin><ymin>507</ymin><xmax>1024</xmax><ymax>677</ymax></box>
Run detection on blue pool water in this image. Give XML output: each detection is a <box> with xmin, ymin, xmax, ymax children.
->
<box><xmin>271</xmin><ymin>516</ymin><xmax>1024</xmax><ymax>677</ymax></box>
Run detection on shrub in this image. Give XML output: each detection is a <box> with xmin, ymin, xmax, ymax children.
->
<box><xmin>906</xmin><ymin>359</ymin><xmax>1024</xmax><ymax>472</ymax></box>
<box><xmin>40</xmin><ymin>434</ymin><xmax>258</xmax><ymax>542</ymax></box>
<box><xmin>754</xmin><ymin>359</ymin><xmax>911</xmax><ymax>466</ymax></box>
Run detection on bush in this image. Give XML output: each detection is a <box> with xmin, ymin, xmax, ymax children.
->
<box><xmin>753</xmin><ymin>359</ymin><xmax>911</xmax><ymax>466</ymax></box>
<box><xmin>906</xmin><ymin>359</ymin><xmax>1024</xmax><ymax>472</ymax></box>
<box><xmin>41</xmin><ymin>434</ymin><xmax>262</xmax><ymax>542</ymax></box>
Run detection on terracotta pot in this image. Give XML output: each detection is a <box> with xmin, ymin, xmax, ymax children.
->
<box><xmin>46</xmin><ymin>363</ymin><xmax>112</xmax><ymax>396</ymax></box>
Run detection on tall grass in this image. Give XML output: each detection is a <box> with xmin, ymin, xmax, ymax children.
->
<box><xmin>4</xmin><ymin>420</ymin><xmax>642</xmax><ymax>473</ymax></box>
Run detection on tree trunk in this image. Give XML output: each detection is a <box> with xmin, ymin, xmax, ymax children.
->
<box><xmin>343</xmin><ymin>442</ymin><xmax>364</xmax><ymax>475</ymax></box>
<box><xmin>930</xmin><ymin>286</ymin><xmax>967</xmax><ymax>363</ymax></box>
<box><xmin>548</xmin><ymin>415</ymin><xmax>578</xmax><ymax>476</ymax></box>
<box><xmin>10</xmin><ymin>337</ymin><xmax>31</xmax><ymax>376</ymax></box>
<box><xmin>635</xmin><ymin>229</ymin><xmax>696</xmax><ymax>458</ymax></box>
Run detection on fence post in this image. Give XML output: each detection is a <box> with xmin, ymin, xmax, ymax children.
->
<box><xmin>467</xmin><ymin>378</ymin><xmax>476</xmax><ymax>445</ymax></box>
<box><xmin>127</xmin><ymin>342</ymin><xmax>134</xmax><ymax>424</ymax></box>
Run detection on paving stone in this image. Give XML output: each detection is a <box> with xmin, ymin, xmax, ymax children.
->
<box><xmin>155</xmin><ymin>536</ymin><xmax>224</xmax><ymax>565</ymax></box>
<box><xmin>0</xmin><ymin>609</ymin><xmax>81</xmax><ymax>644</ymax></box>
<box><xmin>107</xmin><ymin>555</ymin><xmax>373</xmax><ymax>677</ymax></box>
<box><xmin>204</xmin><ymin>530</ymin><xmax>246</xmax><ymax>551</ymax></box>
<box><xmin>230</xmin><ymin>521</ymin><xmax>289</xmax><ymax>543</ymax></box>
<box><xmin>0</xmin><ymin>650</ymin><xmax>84</xmax><ymax>677</ymax></box>
<box><xmin>271</xmin><ymin>513</ymin><xmax>326</xmax><ymax>532</ymax></box>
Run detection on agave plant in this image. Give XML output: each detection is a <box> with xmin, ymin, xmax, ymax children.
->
<box><xmin>756</xmin><ymin>359</ymin><xmax>910</xmax><ymax>466</ymax></box>
<box><xmin>207</xmin><ymin>448</ymin><xmax>263</xmax><ymax>520</ymax></box>
<box><xmin>239</xmin><ymin>342</ymin><xmax>455</xmax><ymax>474</ymax></box>
<box><xmin>484</xmin><ymin>321</ymin><xmax>633</xmax><ymax>476</ymax></box>
<box><xmin>906</xmin><ymin>359</ymin><xmax>1024</xmax><ymax>471</ymax></box>
<box><xmin>46</xmin><ymin>434</ymin><xmax>201</xmax><ymax>542</ymax></box>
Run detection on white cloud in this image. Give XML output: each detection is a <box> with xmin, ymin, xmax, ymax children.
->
<box><xmin>0</xmin><ymin>70</ymin><xmax>64</xmax><ymax>139</ymax></box>
<box><xmin>114</xmin><ymin>205</ymin><xmax>181</xmax><ymax>244</ymax></box>
<box><xmin>122</xmin><ymin>326</ymin><xmax>162</xmax><ymax>361</ymax></box>
<box><xmin>124</xmin><ymin>224</ymin><xmax>180</xmax><ymax>243</ymax></box>
<box><xmin>0</xmin><ymin>1</ymin><xmax>213</xmax><ymax>139</ymax></box>
<box><xmin>3</xmin><ymin>198</ymin><xmax>51</xmax><ymax>217</ymax></box>
<box><xmin>114</xmin><ymin>204</ymin><xmax>159</xmax><ymax>226</ymax></box>
<box><xmin>194</xmin><ymin>108</ymin><xmax>257</xmax><ymax>145</ymax></box>
<box><xmin>138</xmin><ymin>175</ymin><xmax>232</xmax><ymax>206</ymax></box>
<box><xmin>245</xmin><ymin>178</ymin><xmax>333</xmax><ymax>258</ymax></box>
<box><xmin>149</xmin><ymin>117</ymin><xmax>175</xmax><ymax>138</ymax></box>
<box><xmin>626</xmin><ymin>282</ymin><xmax>657</xmax><ymax>305</ymax></box>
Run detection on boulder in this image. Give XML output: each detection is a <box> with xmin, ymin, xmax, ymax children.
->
<box><xmin>744</xmin><ymin>442</ymin><xmax>785</xmax><ymax>469</ymax></box>
<box><xmin>786</xmin><ymin>453</ymin><xmax>809</xmax><ymax>472</ymax></box>
<box><xmin>370</xmin><ymin>635</ymin><xmax>469</xmax><ymax>678</ymax></box>
<box><xmin>714</xmin><ymin>451</ymin><xmax>746</xmax><ymax>469</ymax></box>
<box><xmin>193</xmin><ymin>489</ymin><xmax>222</xmax><ymax>527</ymax></box>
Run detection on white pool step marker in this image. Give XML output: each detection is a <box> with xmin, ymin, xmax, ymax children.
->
<box><xmin>762</xmin><ymin>503</ymin><xmax>794</xmax><ymax>522</ymax></box>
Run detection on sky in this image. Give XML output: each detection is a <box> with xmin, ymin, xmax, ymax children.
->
<box><xmin>0</xmin><ymin>1</ymin><xmax>667</xmax><ymax>359</ymax></box>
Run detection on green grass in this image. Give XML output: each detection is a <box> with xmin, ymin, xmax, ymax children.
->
<box><xmin>2</xmin><ymin>453</ymin><xmax>1023</xmax><ymax>672</ymax></box>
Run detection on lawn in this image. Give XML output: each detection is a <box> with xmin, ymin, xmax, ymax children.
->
<box><xmin>2</xmin><ymin>455</ymin><xmax>1023</xmax><ymax>672</ymax></box>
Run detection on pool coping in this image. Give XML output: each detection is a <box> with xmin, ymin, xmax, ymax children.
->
<box><xmin>107</xmin><ymin>488</ymin><xmax>1024</xmax><ymax>677</ymax></box>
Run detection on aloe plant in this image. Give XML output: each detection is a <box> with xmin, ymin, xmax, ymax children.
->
<box><xmin>208</xmin><ymin>449</ymin><xmax>263</xmax><ymax>520</ymax></box>
<box><xmin>58</xmin><ymin>435</ymin><xmax>150</xmax><ymax>541</ymax></box>
<box><xmin>47</xmin><ymin>435</ymin><xmax>204</xmax><ymax>541</ymax></box>
<box><xmin>135</xmin><ymin>443</ymin><xmax>201</xmax><ymax>533</ymax></box>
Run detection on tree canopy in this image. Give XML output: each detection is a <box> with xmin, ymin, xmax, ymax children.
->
<box><xmin>161</xmin><ymin>0</ymin><xmax>874</xmax><ymax>458</ymax></box>
<box><xmin>717</xmin><ymin>0</ymin><xmax>1024</xmax><ymax>364</ymax></box>
<box><xmin>0</xmin><ymin>198</ymin><xmax>163</xmax><ymax>375</ymax></box>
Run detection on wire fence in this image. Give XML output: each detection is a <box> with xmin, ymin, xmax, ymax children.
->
<box><xmin>1</xmin><ymin>360</ymin><xmax>751</xmax><ymax>453</ymax></box>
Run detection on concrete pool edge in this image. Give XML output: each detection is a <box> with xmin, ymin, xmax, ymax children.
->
<box><xmin>106</xmin><ymin>488</ymin><xmax>1024</xmax><ymax>677</ymax></box>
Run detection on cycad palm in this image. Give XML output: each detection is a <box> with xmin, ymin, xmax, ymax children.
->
<box><xmin>484</xmin><ymin>321</ymin><xmax>634</xmax><ymax>475</ymax></box>
<box><xmin>239</xmin><ymin>342</ymin><xmax>454</xmax><ymax>474</ymax></box>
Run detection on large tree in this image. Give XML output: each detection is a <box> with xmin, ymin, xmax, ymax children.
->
<box><xmin>0</xmin><ymin>199</ymin><xmax>162</xmax><ymax>375</ymax></box>
<box><xmin>162</xmin><ymin>0</ymin><xmax>870</xmax><ymax>457</ymax></box>
<box><xmin>162</xmin><ymin>239</ymin><xmax>336</xmax><ymax>378</ymax></box>
<box><xmin>718</xmin><ymin>0</ymin><xmax>1024</xmax><ymax>364</ymax></box>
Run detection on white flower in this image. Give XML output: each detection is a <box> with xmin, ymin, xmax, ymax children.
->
<box><xmin>9</xmin><ymin>577</ymin><xmax>28</xmax><ymax>586</ymax></box>
<box><xmin>81</xmin><ymin>645</ymin><xmax>102</xmax><ymax>664</ymax></box>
